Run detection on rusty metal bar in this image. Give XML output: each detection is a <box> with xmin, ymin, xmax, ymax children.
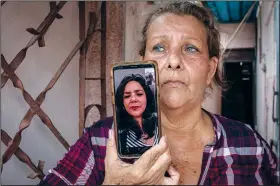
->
<box><xmin>85</xmin><ymin>104</ymin><xmax>103</xmax><ymax>121</ymax></box>
<box><xmin>1</xmin><ymin>129</ymin><xmax>45</xmax><ymax>180</ymax></box>
<box><xmin>1</xmin><ymin>2</ymin><xmax>99</xmax><ymax>171</ymax></box>
<box><xmin>1</xmin><ymin>55</ymin><xmax>70</xmax><ymax>153</ymax></box>
<box><xmin>2</xmin><ymin>40</ymin><xmax>86</xmax><ymax>164</ymax></box>
<box><xmin>1</xmin><ymin>12</ymin><xmax>99</xmax><ymax>173</ymax></box>
<box><xmin>1</xmin><ymin>1</ymin><xmax>66</xmax><ymax>89</ymax></box>
<box><xmin>26</xmin><ymin>1</ymin><xmax>66</xmax><ymax>48</ymax></box>
<box><xmin>1</xmin><ymin>0</ymin><xmax>105</xmax><ymax>179</ymax></box>
<box><xmin>49</xmin><ymin>1</ymin><xmax>63</xmax><ymax>20</ymax></box>
<box><xmin>79</xmin><ymin>1</ymin><xmax>86</xmax><ymax>137</ymax></box>
<box><xmin>100</xmin><ymin>1</ymin><xmax>107</xmax><ymax>119</ymax></box>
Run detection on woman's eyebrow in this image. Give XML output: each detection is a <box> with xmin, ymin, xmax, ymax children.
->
<box><xmin>124</xmin><ymin>89</ymin><xmax>143</xmax><ymax>94</ymax></box>
<box><xmin>124</xmin><ymin>90</ymin><xmax>143</xmax><ymax>93</ymax></box>
<box><xmin>181</xmin><ymin>35</ymin><xmax>204</xmax><ymax>43</ymax></box>
<box><xmin>150</xmin><ymin>34</ymin><xmax>203</xmax><ymax>43</ymax></box>
<box><xmin>134</xmin><ymin>89</ymin><xmax>144</xmax><ymax>92</ymax></box>
<box><xmin>150</xmin><ymin>35</ymin><xmax>170</xmax><ymax>41</ymax></box>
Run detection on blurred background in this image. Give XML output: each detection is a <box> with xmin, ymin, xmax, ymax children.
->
<box><xmin>1</xmin><ymin>1</ymin><xmax>279</xmax><ymax>184</ymax></box>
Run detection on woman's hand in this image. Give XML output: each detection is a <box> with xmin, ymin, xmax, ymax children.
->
<box><xmin>102</xmin><ymin>130</ymin><xmax>180</xmax><ymax>185</ymax></box>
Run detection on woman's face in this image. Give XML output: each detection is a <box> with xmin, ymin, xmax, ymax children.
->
<box><xmin>123</xmin><ymin>81</ymin><xmax>147</xmax><ymax>118</ymax></box>
<box><xmin>143</xmin><ymin>13</ymin><xmax>218</xmax><ymax>110</ymax></box>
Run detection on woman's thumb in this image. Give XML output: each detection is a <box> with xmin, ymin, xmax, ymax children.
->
<box><xmin>105</xmin><ymin>129</ymin><xmax>118</xmax><ymax>162</ymax></box>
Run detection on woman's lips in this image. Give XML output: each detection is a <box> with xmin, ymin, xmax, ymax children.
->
<box><xmin>162</xmin><ymin>80</ymin><xmax>185</xmax><ymax>87</ymax></box>
<box><xmin>130</xmin><ymin>106</ymin><xmax>141</xmax><ymax>111</ymax></box>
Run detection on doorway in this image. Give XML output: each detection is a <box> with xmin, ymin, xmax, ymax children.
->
<box><xmin>221</xmin><ymin>61</ymin><xmax>254</xmax><ymax>128</ymax></box>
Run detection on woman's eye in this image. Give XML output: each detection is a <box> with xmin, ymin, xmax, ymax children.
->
<box><xmin>184</xmin><ymin>45</ymin><xmax>198</xmax><ymax>52</ymax></box>
<box><xmin>124</xmin><ymin>95</ymin><xmax>130</xmax><ymax>99</ymax></box>
<box><xmin>137</xmin><ymin>93</ymin><xmax>143</xmax><ymax>96</ymax></box>
<box><xmin>152</xmin><ymin>44</ymin><xmax>165</xmax><ymax>52</ymax></box>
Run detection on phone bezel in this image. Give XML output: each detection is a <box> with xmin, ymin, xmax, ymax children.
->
<box><xmin>110</xmin><ymin>60</ymin><xmax>162</xmax><ymax>159</ymax></box>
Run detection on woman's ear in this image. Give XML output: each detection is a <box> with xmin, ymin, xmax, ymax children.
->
<box><xmin>207</xmin><ymin>56</ymin><xmax>218</xmax><ymax>86</ymax></box>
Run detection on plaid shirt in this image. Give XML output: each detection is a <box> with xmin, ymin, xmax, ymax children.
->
<box><xmin>39</xmin><ymin>113</ymin><xmax>279</xmax><ymax>185</ymax></box>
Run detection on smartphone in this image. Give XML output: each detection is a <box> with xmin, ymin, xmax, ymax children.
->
<box><xmin>110</xmin><ymin>60</ymin><xmax>162</xmax><ymax>159</ymax></box>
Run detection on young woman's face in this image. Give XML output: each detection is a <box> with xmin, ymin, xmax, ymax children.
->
<box><xmin>123</xmin><ymin>81</ymin><xmax>147</xmax><ymax>118</ymax></box>
<box><xmin>143</xmin><ymin>13</ymin><xmax>218</xmax><ymax>110</ymax></box>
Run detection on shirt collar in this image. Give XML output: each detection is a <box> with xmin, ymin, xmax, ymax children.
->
<box><xmin>203</xmin><ymin>109</ymin><xmax>222</xmax><ymax>147</ymax></box>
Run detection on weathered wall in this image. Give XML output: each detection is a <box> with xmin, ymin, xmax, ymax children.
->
<box><xmin>255</xmin><ymin>1</ymin><xmax>279</xmax><ymax>150</ymax></box>
<box><xmin>1</xmin><ymin>2</ymin><xmax>79</xmax><ymax>184</ymax></box>
<box><xmin>219</xmin><ymin>23</ymin><xmax>256</xmax><ymax>50</ymax></box>
<box><xmin>124</xmin><ymin>2</ymin><xmax>150</xmax><ymax>61</ymax></box>
<box><xmin>85</xmin><ymin>2</ymin><xmax>125</xmax><ymax>127</ymax></box>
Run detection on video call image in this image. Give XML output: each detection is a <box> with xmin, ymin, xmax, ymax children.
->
<box><xmin>114</xmin><ymin>67</ymin><xmax>159</xmax><ymax>155</ymax></box>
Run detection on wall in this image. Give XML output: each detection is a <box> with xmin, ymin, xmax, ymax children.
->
<box><xmin>219</xmin><ymin>23</ymin><xmax>256</xmax><ymax>50</ymax></box>
<box><xmin>124</xmin><ymin>2</ymin><xmax>150</xmax><ymax>61</ymax></box>
<box><xmin>1</xmin><ymin>2</ymin><xmax>79</xmax><ymax>184</ymax></box>
<box><xmin>85</xmin><ymin>2</ymin><xmax>125</xmax><ymax>127</ymax></box>
<box><xmin>255</xmin><ymin>1</ymin><xmax>279</xmax><ymax>150</ymax></box>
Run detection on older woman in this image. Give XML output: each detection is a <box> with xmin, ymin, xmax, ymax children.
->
<box><xmin>39</xmin><ymin>1</ymin><xmax>278</xmax><ymax>185</ymax></box>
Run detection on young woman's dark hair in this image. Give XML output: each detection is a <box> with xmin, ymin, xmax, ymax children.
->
<box><xmin>115</xmin><ymin>74</ymin><xmax>156</xmax><ymax>143</ymax></box>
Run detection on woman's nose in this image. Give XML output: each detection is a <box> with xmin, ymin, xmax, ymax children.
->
<box><xmin>168</xmin><ymin>64</ymin><xmax>181</xmax><ymax>69</ymax></box>
<box><xmin>167</xmin><ymin>50</ymin><xmax>183</xmax><ymax>70</ymax></box>
<box><xmin>131</xmin><ymin>94</ymin><xmax>137</xmax><ymax>101</ymax></box>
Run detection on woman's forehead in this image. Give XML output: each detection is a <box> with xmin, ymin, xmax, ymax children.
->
<box><xmin>125</xmin><ymin>81</ymin><xmax>144</xmax><ymax>89</ymax></box>
<box><xmin>147</xmin><ymin>13</ymin><xmax>207</xmax><ymax>42</ymax></box>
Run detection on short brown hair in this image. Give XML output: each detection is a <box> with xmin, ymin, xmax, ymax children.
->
<box><xmin>138</xmin><ymin>1</ymin><xmax>224</xmax><ymax>90</ymax></box>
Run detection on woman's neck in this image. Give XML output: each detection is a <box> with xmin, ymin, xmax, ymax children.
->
<box><xmin>160</xmin><ymin>103</ymin><xmax>207</xmax><ymax>136</ymax></box>
<box><xmin>160</xmin><ymin>103</ymin><xmax>215</xmax><ymax>147</ymax></box>
<box><xmin>134</xmin><ymin>117</ymin><xmax>143</xmax><ymax>129</ymax></box>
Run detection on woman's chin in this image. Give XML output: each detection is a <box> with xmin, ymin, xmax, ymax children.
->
<box><xmin>161</xmin><ymin>96</ymin><xmax>188</xmax><ymax>110</ymax></box>
<box><xmin>129</xmin><ymin>112</ymin><xmax>143</xmax><ymax>118</ymax></box>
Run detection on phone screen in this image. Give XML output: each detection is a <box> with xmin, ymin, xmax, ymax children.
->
<box><xmin>112</xmin><ymin>62</ymin><xmax>160</xmax><ymax>158</ymax></box>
